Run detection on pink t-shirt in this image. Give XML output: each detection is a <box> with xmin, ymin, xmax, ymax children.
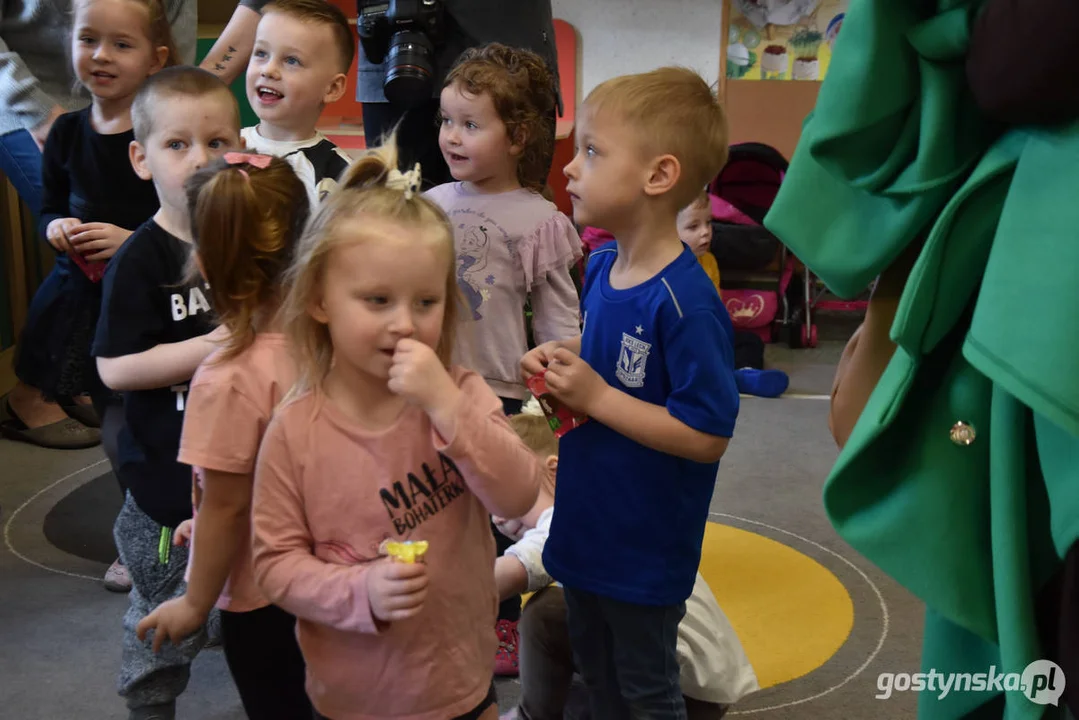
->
<box><xmin>251</xmin><ymin>367</ymin><xmax>542</xmax><ymax>720</ymax></box>
<box><xmin>426</xmin><ymin>183</ymin><xmax>583</xmax><ymax>400</ymax></box>
<box><xmin>178</xmin><ymin>333</ymin><xmax>295</xmax><ymax>613</ymax></box>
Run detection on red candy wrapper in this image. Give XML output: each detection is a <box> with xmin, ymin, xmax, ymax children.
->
<box><xmin>69</xmin><ymin>249</ymin><xmax>107</xmax><ymax>283</ymax></box>
<box><xmin>526</xmin><ymin>370</ymin><xmax>589</xmax><ymax>438</ymax></box>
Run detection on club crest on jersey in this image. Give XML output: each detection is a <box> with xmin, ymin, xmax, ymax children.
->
<box><xmin>616</xmin><ymin>331</ymin><xmax>651</xmax><ymax>388</ymax></box>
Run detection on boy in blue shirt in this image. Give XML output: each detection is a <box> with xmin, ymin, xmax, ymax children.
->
<box><xmin>521</xmin><ymin>66</ymin><xmax>739</xmax><ymax>719</ymax></box>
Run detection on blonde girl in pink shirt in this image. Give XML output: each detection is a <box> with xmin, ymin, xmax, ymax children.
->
<box><xmin>250</xmin><ymin>137</ymin><xmax>543</xmax><ymax>720</ymax></box>
<box><xmin>135</xmin><ymin>153</ymin><xmax>313</xmax><ymax>719</ymax></box>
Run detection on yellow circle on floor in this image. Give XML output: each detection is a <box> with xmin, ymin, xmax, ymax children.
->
<box><xmin>698</xmin><ymin>522</ymin><xmax>854</xmax><ymax>689</ymax></box>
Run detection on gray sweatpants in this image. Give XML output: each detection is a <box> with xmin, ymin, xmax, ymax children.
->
<box><xmin>114</xmin><ymin>492</ymin><xmax>207</xmax><ymax>711</ymax></box>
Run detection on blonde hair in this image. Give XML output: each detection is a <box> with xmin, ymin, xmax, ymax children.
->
<box><xmin>584</xmin><ymin>67</ymin><xmax>728</xmax><ymax>209</ymax></box>
<box><xmin>685</xmin><ymin>188</ymin><xmax>710</xmax><ymax>212</ymax></box>
<box><xmin>132</xmin><ymin>66</ymin><xmax>240</xmax><ymax>142</ymax></box>
<box><xmin>75</xmin><ymin>0</ymin><xmax>179</xmax><ymax>69</ymax></box>
<box><xmin>282</xmin><ymin>135</ymin><xmax>459</xmax><ymax>396</ymax></box>
<box><xmin>186</xmin><ymin>155</ymin><xmax>310</xmax><ymax>362</ymax></box>
<box><xmin>508</xmin><ymin>410</ymin><xmax>558</xmax><ymax>497</ymax></box>
<box><xmin>445</xmin><ymin>43</ymin><xmax>557</xmax><ymax>193</ymax></box>
<box><xmin>263</xmin><ymin>0</ymin><xmax>356</xmax><ymax>73</ymax></box>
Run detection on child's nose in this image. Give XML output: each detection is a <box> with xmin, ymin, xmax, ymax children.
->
<box><xmin>390</xmin><ymin>309</ymin><xmax>414</xmax><ymax>337</ymax></box>
<box><xmin>93</xmin><ymin>45</ymin><xmax>111</xmax><ymax>62</ymax></box>
<box><xmin>563</xmin><ymin>157</ymin><xmax>578</xmax><ymax>180</ymax></box>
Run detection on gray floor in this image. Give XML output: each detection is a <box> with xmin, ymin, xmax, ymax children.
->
<box><xmin>0</xmin><ymin>338</ymin><xmax>925</xmax><ymax>719</ymax></box>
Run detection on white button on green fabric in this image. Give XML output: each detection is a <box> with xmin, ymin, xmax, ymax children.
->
<box><xmin>950</xmin><ymin>421</ymin><xmax>977</xmax><ymax>446</ymax></box>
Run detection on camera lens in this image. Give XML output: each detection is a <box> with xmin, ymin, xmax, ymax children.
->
<box><xmin>384</xmin><ymin>31</ymin><xmax>436</xmax><ymax>109</ymax></box>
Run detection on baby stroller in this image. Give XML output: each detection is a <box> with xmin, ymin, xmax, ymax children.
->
<box><xmin>710</xmin><ymin>142</ymin><xmax>868</xmax><ymax>348</ymax></box>
<box><xmin>708</xmin><ymin>142</ymin><xmax>804</xmax><ymax>346</ymax></box>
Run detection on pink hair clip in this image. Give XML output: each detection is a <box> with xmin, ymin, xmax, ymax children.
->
<box><xmin>224</xmin><ymin>152</ymin><xmax>272</xmax><ymax>169</ymax></box>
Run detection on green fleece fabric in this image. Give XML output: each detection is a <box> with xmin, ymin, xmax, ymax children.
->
<box><xmin>763</xmin><ymin>0</ymin><xmax>1079</xmax><ymax>717</ymax></box>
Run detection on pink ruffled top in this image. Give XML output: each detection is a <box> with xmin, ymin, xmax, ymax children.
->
<box><xmin>426</xmin><ymin>183</ymin><xmax>583</xmax><ymax>400</ymax></box>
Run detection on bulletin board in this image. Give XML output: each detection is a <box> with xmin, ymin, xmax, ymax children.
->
<box><xmin>719</xmin><ymin>1</ymin><xmax>844</xmax><ymax>159</ymax></box>
<box><xmin>725</xmin><ymin>0</ymin><xmax>848</xmax><ymax>82</ymax></box>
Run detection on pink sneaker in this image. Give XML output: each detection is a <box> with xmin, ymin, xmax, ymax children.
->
<box><xmin>494</xmin><ymin>619</ymin><xmax>520</xmax><ymax>677</ymax></box>
<box><xmin>103</xmin><ymin>558</ymin><xmax>132</xmax><ymax>593</ymax></box>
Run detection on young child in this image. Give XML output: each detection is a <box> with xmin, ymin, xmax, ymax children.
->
<box><xmin>678</xmin><ymin>190</ymin><xmax>721</xmax><ymax>294</ymax></box>
<box><xmin>4</xmin><ymin>0</ymin><xmax>177</xmax><ymax>589</ymax></box>
<box><xmin>242</xmin><ymin>0</ymin><xmax>354</xmax><ymax>206</ymax></box>
<box><xmin>133</xmin><ymin>154</ymin><xmax>312</xmax><ymax>719</ymax></box>
<box><xmin>91</xmin><ymin>66</ymin><xmax>243</xmax><ymax>720</ymax></box>
<box><xmin>249</xmin><ymin>137</ymin><xmax>544</xmax><ymax>720</ymax></box>
<box><xmin>520</xmin><ymin>67</ymin><xmax>740</xmax><ymax>719</ymax></box>
<box><xmin>493</xmin><ymin>404</ymin><xmax>759</xmax><ymax>720</ymax></box>
<box><xmin>428</xmin><ymin>43</ymin><xmax>582</xmax><ymax>414</ymax></box>
<box><xmin>426</xmin><ymin>42</ymin><xmax>582</xmax><ymax>675</ymax></box>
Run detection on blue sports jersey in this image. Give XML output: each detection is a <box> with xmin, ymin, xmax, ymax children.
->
<box><xmin>542</xmin><ymin>241</ymin><xmax>739</xmax><ymax>605</ymax></box>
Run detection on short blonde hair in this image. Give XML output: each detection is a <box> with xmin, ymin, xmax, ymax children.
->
<box><xmin>507</xmin><ymin>412</ymin><xmax>559</xmax><ymax>458</ymax></box>
<box><xmin>132</xmin><ymin>66</ymin><xmax>239</xmax><ymax>142</ymax></box>
<box><xmin>685</xmin><ymin>188</ymin><xmax>710</xmax><ymax>212</ymax></box>
<box><xmin>508</xmin><ymin>412</ymin><xmax>558</xmax><ymax>497</ymax></box>
<box><xmin>281</xmin><ymin>135</ymin><xmax>459</xmax><ymax>396</ymax></box>
<box><xmin>585</xmin><ymin>67</ymin><xmax>728</xmax><ymax>209</ymax></box>
<box><xmin>263</xmin><ymin>0</ymin><xmax>355</xmax><ymax>73</ymax></box>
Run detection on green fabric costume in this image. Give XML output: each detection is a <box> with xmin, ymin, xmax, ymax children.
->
<box><xmin>764</xmin><ymin>1</ymin><xmax>1079</xmax><ymax>718</ymax></box>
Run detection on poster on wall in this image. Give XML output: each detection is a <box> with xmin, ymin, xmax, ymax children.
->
<box><xmin>726</xmin><ymin>0</ymin><xmax>848</xmax><ymax>81</ymax></box>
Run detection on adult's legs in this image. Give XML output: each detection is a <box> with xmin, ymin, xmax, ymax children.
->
<box><xmin>0</xmin><ymin>129</ymin><xmax>99</xmax><ymax>445</ymax></box>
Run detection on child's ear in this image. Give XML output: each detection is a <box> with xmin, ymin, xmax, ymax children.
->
<box><xmin>509</xmin><ymin>127</ymin><xmax>528</xmax><ymax>157</ymax></box>
<box><xmin>545</xmin><ymin>455</ymin><xmax>558</xmax><ymax>474</ymax></box>
<box><xmin>322</xmin><ymin>72</ymin><xmax>348</xmax><ymax>105</ymax></box>
<box><xmin>129</xmin><ymin>140</ymin><xmax>152</xmax><ymax>181</ymax></box>
<box><xmin>643</xmin><ymin>154</ymin><xmax>681</xmax><ymax>198</ymax></box>
<box><xmin>308</xmin><ymin>294</ymin><xmax>329</xmax><ymax>324</ymax></box>
<box><xmin>150</xmin><ymin>45</ymin><xmax>169</xmax><ymax>75</ymax></box>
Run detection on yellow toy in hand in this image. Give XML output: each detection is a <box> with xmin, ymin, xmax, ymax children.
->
<box><xmin>382</xmin><ymin>540</ymin><xmax>429</xmax><ymax>564</ymax></box>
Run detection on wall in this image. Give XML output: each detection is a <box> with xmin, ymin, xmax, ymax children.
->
<box><xmin>552</xmin><ymin>0</ymin><xmax>724</xmax><ymax>101</ymax></box>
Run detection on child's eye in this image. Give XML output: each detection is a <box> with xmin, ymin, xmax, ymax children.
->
<box><xmin>79</xmin><ymin>35</ymin><xmax>96</xmax><ymax>45</ymax></box>
<box><xmin>585</xmin><ymin>145</ymin><xmax>597</xmax><ymax>157</ymax></box>
<box><xmin>116</xmin><ymin>42</ymin><xmax>132</xmax><ymax>50</ymax></box>
<box><xmin>435</xmin><ymin>113</ymin><xmax>447</xmax><ymax>126</ymax></box>
<box><xmin>465</xmin><ymin>121</ymin><xmax>478</xmax><ymax>130</ymax></box>
<box><xmin>252</xmin><ymin>49</ymin><xmax>266</xmax><ymax>59</ymax></box>
<box><xmin>285</xmin><ymin>56</ymin><xmax>301</xmax><ymax>66</ymax></box>
<box><xmin>208</xmin><ymin>139</ymin><xmax>226</xmax><ymax>149</ymax></box>
<box><xmin>418</xmin><ymin>297</ymin><xmax>440</xmax><ymax>309</ymax></box>
<box><xmin>365</xmin><ymin>296</ymin><xmax>388</xmax><ymax>306</ymax></box>
<box><xmin>167</xmin><ymin>140</ymin><xmax>187</xmax><ymax>151</ymax></box>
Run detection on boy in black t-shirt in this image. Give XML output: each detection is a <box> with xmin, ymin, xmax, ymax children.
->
<box><xmin>92</xmin><ymin>67</ymin><xmax>242</xmax><ymax>720</ymax></box>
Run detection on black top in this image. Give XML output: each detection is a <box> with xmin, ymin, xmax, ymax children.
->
<box><xmin>92</xmin><ymin>220</ymin><xmax>214</xmax><ymax>528</ymax></box>
<box><xmin>38</xmin><ymin>107</ymin><xmax>159</xmax><ymax>239</ymax></box>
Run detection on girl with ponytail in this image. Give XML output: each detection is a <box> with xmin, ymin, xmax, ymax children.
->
<box><xmin>249</xmin><ymin>135</ymin><xmax>544</xmax><ymax>720</ymax></box>
<box><xmin>136</xmin><ymin>152</ymin><xmax>313</xmax><ymax>720</ymax></box>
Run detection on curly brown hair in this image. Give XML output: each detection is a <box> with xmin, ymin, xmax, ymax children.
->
<box><xmin>444</xmin><ymin>43</ymin><xmax>556</xmax><ymax>193</ymax></box>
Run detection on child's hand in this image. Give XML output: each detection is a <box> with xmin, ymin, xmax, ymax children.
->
<box><xmin>388</xmin><ymin>338</ymin><xmax>458</xmax><ymax>412</ymax></box>
<box><xmin>136</xmin><ymin>596</ymin><xmax>208</xmax><ymax>654</ymax></box>
<box><xmin>544</xmin><ymin>348</ymin><xmax>607</xmax><ymax>415</ymax></box>
<box><xmin>366</xmin><ymin>558</ymin><xmax>429</xmax><ymax>622</ymax></box>
<box><xmin>492</xmin><ymin>515</ymin><xmax>526</xmax><ymax>542</ymax></box>
<box><xmin>520</xmin><ymin>341</ymin><xmax>562</xmax><ymax>382</ymax></box>
<box><xmin>174</xmin><ymin>519</ymin><xmax>194</xmax><ymax>547</ymax></box>
<box><xmin>67</xmin><ymin>222</ymin><xmax>132</xmax><ymax>261</ymax></box>
<box><xmin>45</xmin><ymin>217</ymin><xmax>81</xmax><ymax>254</ymax></box>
